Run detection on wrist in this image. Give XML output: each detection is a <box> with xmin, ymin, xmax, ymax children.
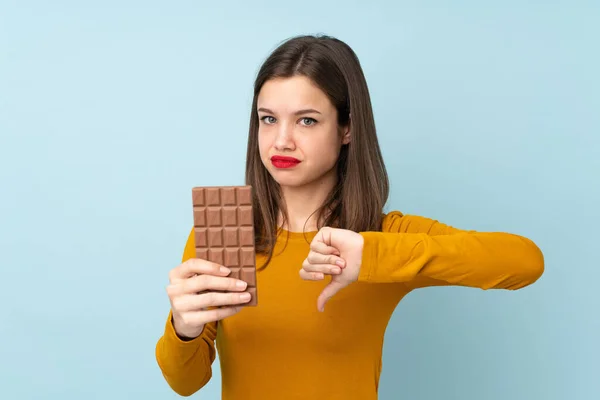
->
<box><xmin>172</xmin><ymin>316</ymin><xmax>204</xmax><ymax>341</ymax></box>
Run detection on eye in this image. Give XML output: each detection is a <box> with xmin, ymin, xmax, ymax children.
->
<box><xmin>300</xmin><ymin>117</ymin><xmax>317</xmax><ymax>126</ymax></box>
<box><xmin>260</xmin><ymin>116</ymin><xmax>276</xmax><ymax>125</ymax></box>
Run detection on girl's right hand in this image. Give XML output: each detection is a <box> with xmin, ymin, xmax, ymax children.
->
<box><xmin>166</xmin><ymin>258</ymin><xmax>251</xmax><ymax>339</ymax></box>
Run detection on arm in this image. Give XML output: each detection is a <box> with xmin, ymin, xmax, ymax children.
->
<box><xmin>155</xmin><ymin>229</ymin><xmax>217</xmax><ymax>396</ymax></box>
<box><xmin>358</xmin><ymin>211</ymin><xmax>545</xmax><ymax>290</ymax></box>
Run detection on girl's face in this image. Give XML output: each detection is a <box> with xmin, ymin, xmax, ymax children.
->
<box><xmin>257</xmin><ymin>76</ymin><xmax>350</xmax><ymax>190</ymax></box>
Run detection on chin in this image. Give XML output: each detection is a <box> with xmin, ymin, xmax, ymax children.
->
<box><xmin>268</xmin><ymin>170</ymin><xmax>308</xmax><ymax>188</ymax></box>
<box><xmin>270</xmin><ymin>170</ymin><xmax>334</xmax><ymax>191</ymax></box>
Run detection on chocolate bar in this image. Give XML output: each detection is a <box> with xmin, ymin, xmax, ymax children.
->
<box><xmin>191</xmin><ymin>185</ymin><xmax>257</xmax><ymax>306</ymax></box>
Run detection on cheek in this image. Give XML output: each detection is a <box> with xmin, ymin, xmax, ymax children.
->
<box><xmin>300</xmin><ymin>132</ymin><xmax>341</xmax><ymax>163</ymax></box>
<box><xmin>257</xmin><ymin>132</ymin><xmax>269</xmax><ymax>158</ymax></box>
<box><xmin>314</xmin><ymin>129</ymin><xmax>342</xmax><ymax>155</ymax></box>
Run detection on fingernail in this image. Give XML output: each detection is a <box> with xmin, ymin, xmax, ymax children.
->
<box><xmin>236</xmin><ymin>280</ymin><xmax>247</xmax><ymax>289</ymax></box>
<box><xmin>220</xmin><ymin>266</ymin><xmax>231</xmax><ymax>274</ymax></box>
<box><xmin>331</xmin><ymin>267</ymin><xmax>341</xmax><ymax>274</ymax></box>
<box><xmin>336</xmin><ymin>260</ymin><xmax>345</xmax><ymax>267</ymax></box>
<box><xmin>240</xmin><ymin>292</ymin><xmax>251</xmax><ymax>301</ymax></box>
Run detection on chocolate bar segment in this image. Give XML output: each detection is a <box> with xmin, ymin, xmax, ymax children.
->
<box><xmin>192</xmin><ymin>185</ymin><xmax>257</xmax><ymax>306</ymax></box>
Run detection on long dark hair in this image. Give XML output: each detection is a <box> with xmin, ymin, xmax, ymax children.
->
<box><xmin>245</xmin><ymin>34</ymin><xmax>389</xmax><ymax>269</ymax></box>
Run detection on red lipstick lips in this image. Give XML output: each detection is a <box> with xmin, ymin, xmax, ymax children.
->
<box><xmin>271</xmin><ymin>155</ymin><xmax>301</xmax><ymax>169</ymax></box>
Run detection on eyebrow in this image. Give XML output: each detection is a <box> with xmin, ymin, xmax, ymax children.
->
<box><xmin>257</xmin><ymin>107</ymin><xmax>322</xmax><ymax>115</ymax></box>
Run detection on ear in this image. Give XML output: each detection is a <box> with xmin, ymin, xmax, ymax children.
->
<box><xmin>341</xmin><ymin>126</ymin><xmax>351</xmax><ymax>144</ymax></box>
<box><xmin>341</xmin><ymin>113</ymin><xmax>351</xmax><ymax>144</ymax></box>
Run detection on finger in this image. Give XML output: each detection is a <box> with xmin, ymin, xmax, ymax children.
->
<box><xmin>167</xmin><ymin>274</ymin><xmax>247</xmax><ymax>296</ymax></box>
<box><xmin>310</xmin><ymin>239</ymin><xmax>340</xmax><ymax>256</ymax></box>
<box><xmin>181</xmin><ymin>306</ymin><xmax>243</xmax><ymax>326</ymax></box>
<box><xmin>197</xmin><ymin>291</ymin><xmax>252</xmax><ymax>308</ymax></box>
<box><xmin>170</xmin><ymin>258</ymin><xmax>231</xmax><ymax>283</ymax></box>
<box><xmin>306</xmin><ymin>251</ymin><xmax>346</xmax><ymax>268</ymax></box>
<box><xmin>317</xmin><ymin>279</ymin><xmax>347</xmax><ymax>312</ymax></box>
<box><xmin>302</xmin><ymin>259</ymin><xmax>343</xmax><ymax>275</ymax></box>
<box><xmin>299</xmin><ymin>268</ymin><xmax>325</xmax><ymax>281</ymax></box>
<box><xmin>174</xmin><ymin>291</ymin><xmax>252</xmax><ymax>311</ymax></box>
<box><xmin>202</xmin><ymin>305</ymin><xmax>244</xmax><ymax>323</ymax></box>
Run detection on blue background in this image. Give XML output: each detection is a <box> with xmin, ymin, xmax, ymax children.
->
<box><xmin>1</xmin><ymin>1</ymin><xmax>598</xmax><ymax>399</ymax></box>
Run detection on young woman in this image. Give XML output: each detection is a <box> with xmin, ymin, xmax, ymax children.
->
<box><xmin>155</xmin><ymin>35</ymin><xmax>544</xmax><ymax>399</ymax></box>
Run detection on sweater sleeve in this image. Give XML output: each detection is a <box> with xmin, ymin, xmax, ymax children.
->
<box><xmin>357</xmin><ymin>211</ymin><xmax>545</xmax><ymax>291</ymax></box>
<box><xmin>155</xmin><ymin>228</ymin><xmax>218</xmax><ymax>396</ymax></box>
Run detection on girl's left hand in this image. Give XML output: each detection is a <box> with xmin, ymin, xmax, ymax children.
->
<box><xmin>300</xmin><ymin>227</ymin><xmax>364</xmax><ymax>312</ymax></box>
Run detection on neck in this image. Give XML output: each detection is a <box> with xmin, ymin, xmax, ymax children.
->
<box><xmin>278</xmin><ymin>170</ymin><xmax>337</xmax><ymax>233</ymax></box>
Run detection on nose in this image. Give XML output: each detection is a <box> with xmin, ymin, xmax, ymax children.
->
<box><xmin>273</xmin><ymin>122</ymin><xmax>295</xmax><ymax>151</ymax></box>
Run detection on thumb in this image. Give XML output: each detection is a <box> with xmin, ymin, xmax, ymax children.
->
<box><xmin>317</xmin><ymin>278</ymin><xmax>347</xmax><ymax>312</ymax></box>
<box><xmin>314</xmin><ymin>226</ymin><xmax>335</xmax><ymax>247</ymax></box>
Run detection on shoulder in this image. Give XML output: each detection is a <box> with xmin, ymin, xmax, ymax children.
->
<box><xmin>380</xmin><ymin>210</ymin><xmax>405</xmax><ymax>232</ymax></box>
<box><xmin>380</xmin><ymin>210</ymin><xmax>465</xmax><ymax>235</ymax></box>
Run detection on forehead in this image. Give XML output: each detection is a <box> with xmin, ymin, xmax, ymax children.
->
<box><xmin>257</xmin><ymin>76</ymin><xmax>333</xmax><ymax>112</ymax></box>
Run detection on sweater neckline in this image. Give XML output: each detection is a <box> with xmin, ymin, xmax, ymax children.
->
<box><xmin>275</xmin><ymin>227</ymin><xmax>318</xmax><ymax>242</ymax></box>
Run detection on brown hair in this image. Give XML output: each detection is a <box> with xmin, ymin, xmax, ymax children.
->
<box><xmin>244</xmin><ymin>34</ymin><xmax>389</xmax><ymax>269</ymax></box>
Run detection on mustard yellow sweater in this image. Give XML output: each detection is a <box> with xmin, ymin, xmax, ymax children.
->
<box><xmin>155</xmin><ymin>211</ymin><xmax>544</xmax><ymax>399</ymax></box>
